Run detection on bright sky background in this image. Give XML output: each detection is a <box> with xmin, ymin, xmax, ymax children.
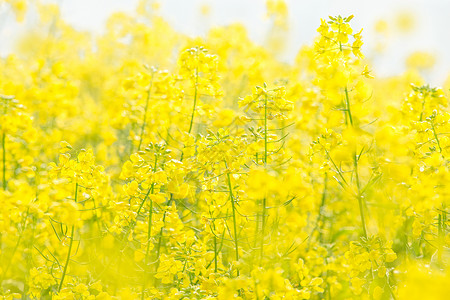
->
<box><xmin>1</xmin><ymin>0</ymin><xmax>449</xmax><ymax>85</ymax></box>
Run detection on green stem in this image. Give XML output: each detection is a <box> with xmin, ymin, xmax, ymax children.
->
<box><xmin>188</xmin><ymin>55</ymin><xmax>199</xmax><ymax>134</ymax></box>
<box><xmin>260</xmin><ymin>93</ymin><xmax>268</xmax><ymax>261</ymax></box>
<box><xmin>180</xmin><ymin>55</ymin><xmax>199</xmax><ymax>162</ymax></box>
<box><xmin>419</xmin><ymin>95</ymin><xmax>427</xmax><ymax>122</ymax></box>
<box><xmin>75</xmin><ymin>180</ymin><xmax>79</xmax><ymax>199</ymax></box>
<box><xmin>388</xmin><ymin>279</ymin><xmax>397</xmax><ymax>300</ymax></box>
<box><xmin>155</xmin><ymin>198</ymin><xmax>170</xmax><ymax>266</ymax></box>
<box><xmin>225</xmin><ymin>161</ymin><xmax>239</xmax><ymax>275</ymax></box>
<box><xmin>141</xmin><ymin>155</ymin><xmax>158</xmax><ymax>299</ymax></box>
<box><xmin>430</xmin><ymin>121</ymin><xmax>443</xmax><ymax>154</ymax></box>
<box><xmin>437</xmin><ymin>210</ymin><xmax>446</xmax><ymax>265</ymax></box>
<box><xmin>2</xmin><ymin>131</ymin><xmax>6</xmax><ymax>190</ymax></box>
<box><xmin>323</xmin><ymin>147</ymin><xmax>347</xmax><ymax>186</ymax></box>
<box><xmin>214</xmin><ymin>235</ymin><xmax>218</xmax><ymax>273</ymax></box>
<box><xmin>345</xmin><ymin>85</ymin><xmax>367</xmax><ymax>238</ymax></box>
<box><xmin>260</xmin><ymin>197</ymin><xmax>266</xmax><ymax>261</ymax></box>
<box><xmin>138</xmin><ymin>72</ymin><xmax>155</xmax><ymax>151</ymax></box>
<box><xmin>354</xmin><ymin>154</ymin><xmax>367</xmax><ymax>238</ymax></box>
<box><xmin>344</xmin><ymin>86</ymin><xmax>353</xmax><ymax>126</ymax></box>
<box><xmin>58</xmin><ymin>183</ymin><xmax>78</xmax><ymax>292</ymax></box>
<box><xmin>136</xmin><ymin>188</ymin><xmax>152</xmax><ymax>218</ymax></box>
<box><xmin>254</xmin><ymin>204</ymin><xmax>260</xmax><ymax>249</ymax></box>
<box><xmin>155</xmin><ymin>144</ymin><xmax>184</xmax><ymax>275</ymax></box>
<box><xmin>58</xmin><ymin>225</ymin><xmax>74</xmax><ymax>292</ymax></box>
<box><xmin>154</xmin><ymin>195</ymin><xmax>175</xmax><ymax>282</ymax></box>
<box><xmin>1</xmin><ymin>208</ymin><xmax>29</xmax><ymax>280</ymax></box>
<box><xmin>316</xmin><ymin>173</ymin><xmax>328</xmax><ymax>242</ymax></box>
<box><xmin>264</xmin><ymin>94</ymin><xmax>268</xmax><ymax>164</ymax></box>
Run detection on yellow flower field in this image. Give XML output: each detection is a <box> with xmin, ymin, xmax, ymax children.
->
<box><xmin>0</xmin><ymin>1</ymin><xmax>449</xmax><ymax>299</ymax></box>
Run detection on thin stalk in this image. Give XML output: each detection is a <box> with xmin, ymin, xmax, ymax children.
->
<box><xmin>388</xmin><ymin>279</ymin><xmax>398</xmax><ymax>300</ymax></box>
<box><xmin>1</xmin><ymin>208</ymin><xmax>29</xmax><ymax>280</ymax></box>
<box><xmin>2</xmin><ymin>131</ymin><xmax>6</xmax><ymax>190</ymax></box>
<box><xmin>138</xmin><ymin>72</ymin><xmax>155</xmax><ymax>151</ymax></box>
<box><xmin>141</xmin><ymin>155</ymin><xmax>158</xmax><ymax>299</ymax></box>
<box><xmin>264</xmin><ymin>94</ymin><xmax>268</xmax><ymax>164</ymax></box>
<box><xmin>354</xmin><ymin>154</ymin><xmax>367</xmax><ymax>238</ymax></box>
<box><xmin>323</xmin><ymin>147</ymin><xmax>347</xmax><ymax>186</ymax></box>
<box><xmin>1</xmin><ymin>98</ymin><xmax>7</xmax><ymax>191</ymax></box>
<box><xmin>437</xmin><ymin>210</ymin><xmax>446</xmax><ymax>265</ymax></box>
<box><xmin>225</xmin><ymin>161</ymin><xmax>239</xmax><ymax>275</ymax></box>
<box><xmin>345</xmin><ymin>85</ymin><xmax>367</xmax><ymax>238</ymax></box>
<box><xmin>254</xmin><ymin>204</ymin><xmax>260</xmax><ymax>249</ymax></box>
<box><xmin>419</xmin><ymin>95</ymin><xmax>428</xmax><ymax>122</ymax></box>
<box><xmin>58</xmin><ymin>183</ymin><xmax>78</xmax><ymax>292</ymax></box>
<box><xmin>344</xmin><ymin>86</ymin><xmax>353</xmax><ymax>126</ymax></box>
<box><xmin>155</xmin><ymin>146</ymin><xmax>182</xmax><ymax>273</ymax></box>
<box><xmin>136</xmin><ymin>187</ymin><xmax>153</xmax><ymax>217</ymax></box>
<box><xmin>209</xmin><ymin>210</ymin><xmax>219</xmax><ymax>273</ymax></box>
<box><xmin>316</xmin><ymin>173</ymin><xmax>328</xmax><ymax>243</ymax></box>
<box><xmin>260</xmin><ymin>198</ymin><xmax>266</xmax><ymax>261</ymax></box>
<box><xmin>187</xmin><ymin>53</ymin><xmax>199</xmax><ymax>134</ymax></box>
<box><xmin>179</xmin><ymin>55</ymin><xmax>199</xmax><ymax>162</ymax></box>
<box><xmin>254</xmin><ymin>279</ymin><xmax>260</xmax><ymax>300</ymax></box>
<box><xmin>260</xmin><ymin>93</ymin><xmax>268</xmax><ymax>261</ymax></box>
<box><xmin>430</xmin><ymin>121</ymin><xmax>443</xmax><ymax>154</ymax></box>
<box><xmin>214</xmin><ymin>236</ymin><xmax>218</xmax><ymax>273</ymax></box>
<box><xmin>58</xmin><ymin>225</ymin><xmax>74</xmax><ymax>292</ymax></box>
<box><xmin>154</xmin><ymin>197</ymin><xmax>175</xmax><ymax>281</ymax></box>
<box><xmin>155</xmin><ymin>198</ymin><xmax>170</xmax><ymax>266</ymax></box>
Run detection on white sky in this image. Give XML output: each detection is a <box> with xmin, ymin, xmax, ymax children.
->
<box><xmin>1</xmin><ymin>0</ymin><xmax>449</xmax><ymax>85</ymax></box>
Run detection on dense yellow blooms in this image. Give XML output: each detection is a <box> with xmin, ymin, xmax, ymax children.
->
<box><xmin>0</xmin><ymin>2</ymin><xmax>448</xmax><ymax>300</ymax></box>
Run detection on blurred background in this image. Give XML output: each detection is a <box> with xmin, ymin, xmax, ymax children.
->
<box><xmin>1</xmin><ymin>0</ymin><xmax>449</xmax><ymax>85</ymax></box>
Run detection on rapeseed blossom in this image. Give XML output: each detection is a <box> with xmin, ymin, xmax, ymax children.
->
<box><xmin>0</xmin><ymin>2</ymin><xmax>448</xmax><ymax>299</ymax></box>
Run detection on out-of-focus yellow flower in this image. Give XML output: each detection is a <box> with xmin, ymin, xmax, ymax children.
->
<box><xmin>406</xmin><ymin>51</ymin><xmax>436</xmax><ymax>70</ymax></box>
<box><xmin>374</xmin><ymin>19</ymin><xmax>388</xmax><ymax>34</ymax></box>
<box><xmin>266</xmin><ymin>0</ymin><xmax>288</xmax><ymax>29</ymax></box>
<box><xmin>5</xmin><ymin>0</ymin><xmax>27</xmax><ymax>22</ymax></box>
<box><xmin>395</xmin><ymin>11</ymin><xmax>416</xmax><ymax>33</ymax></box>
